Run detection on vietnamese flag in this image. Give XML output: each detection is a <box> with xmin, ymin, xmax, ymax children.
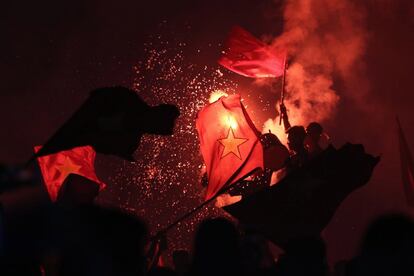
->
<box><xmin>218</xmin><ymin>26</ymin><xmax>285</xmax><ymax>78</ymax></box>
<box><xmin>34</xmin><ymin>145</ymin><xmax>106</xmax><ymax>202</ymax></box>
<box><xmin>196</xmin><ymin>94</ymin><xmax>263</xmax><ymax>200</ymax></box>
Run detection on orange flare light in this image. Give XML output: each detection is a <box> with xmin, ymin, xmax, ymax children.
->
<box><xmin>224</xmin><ymin>114</ymin><xmax>238</xmax><ymax>129</ymax></box>
<box><xmin>209</xmin><ymin>90</ymin><xmax>228</xmax><ymax>103</ymax></box>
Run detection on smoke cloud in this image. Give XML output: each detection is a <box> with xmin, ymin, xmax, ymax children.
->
<box><xmin>263</xmin><ymin>0</ymin><xmax>369</xmax><ymax>141</ymax></box>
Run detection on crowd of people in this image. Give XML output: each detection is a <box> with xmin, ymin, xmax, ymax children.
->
<box><xmin>1</xmin><ymin>186</ymin><xmax>414</xmax><ymax>276</ymax></box>
<box><xmin>279</xmin><ymin>102</ymin><xmax>331</xmax><ymax>170</ymax></box>
<box><xmin>0</xmin><ymin>88</ymin><xmax>410</xmax><ymax>275</ymax></box>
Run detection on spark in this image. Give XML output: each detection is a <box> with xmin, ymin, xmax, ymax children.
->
<box><xmin>99</xmin><ymin>31</ymin><xmax>237</xmax><ymax>264</ymax></box>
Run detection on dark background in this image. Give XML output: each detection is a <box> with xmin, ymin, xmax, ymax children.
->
<box><xmin>1</xmin><ymin>0</ymin><xmax>413</xmax><ymax>266</ymax></box>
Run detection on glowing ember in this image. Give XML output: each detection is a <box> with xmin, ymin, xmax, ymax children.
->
<box><xmin>98</xmin><ymin>30</ymin><xmax>238</xmax><ymax>264</ymax></box>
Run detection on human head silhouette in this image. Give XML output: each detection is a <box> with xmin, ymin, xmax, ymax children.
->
<box><xmin>286</xmin><ymin>126</ymin><xmax>306</xmax><ymax>153</ymax></box>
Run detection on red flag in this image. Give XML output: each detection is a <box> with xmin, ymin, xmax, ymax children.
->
<box><xmin>34</xmin><ymin>145</ymin><xmax>106</xmax><ymax>202</ymax></box>
<box><xmin>196</xmin><ymin>94</ymin><xmax>263</xmax><ymax>200</ymax></box>
<box><xmin>397</xmin><ymin>118</ymin><xmax>414</xmax><ymax>206</ymax></box>
<box><xmin>218</xmin><ymin>26</ymin><xmax>285</xmax><ymax>78</ymax></box>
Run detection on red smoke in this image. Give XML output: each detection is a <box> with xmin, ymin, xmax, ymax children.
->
<box><xmin>263</xmin><ymin>0</ymin><xmax>369</xmax><ymax>142</ymax></box>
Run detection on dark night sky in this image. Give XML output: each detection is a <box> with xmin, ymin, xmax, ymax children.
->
<box><xmin>1</xmin><ymin>0</ymin><xmax>414</xmax><ymax>265</ymax></box>
<box><xmin>0</xmin><ymin>0</ymin><xmax>281</xmax><ymax>161</ymax></box>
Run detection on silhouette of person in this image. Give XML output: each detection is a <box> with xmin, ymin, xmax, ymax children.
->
<box><xmin>56</xmin><ymin>174</ymin><xmax>100</xmax><ymax>207</ymax></box>
<box><xmin>346</xmin><ymin>214</ymin><xmax>414</xmax><ymax>276</ymax></box>
<box><xmin>280</xmin><ymin>103</ymin><xmax>309</xmax><ymax>170</ymax></box>
<box><xmin>189</xmin><ymin>217</ymin><xmax>245</xmax><ymax>276</ymax></box>
<box><xmin>305</xmin><ymin>122</ymin><xmax>324</xmax><ymax>157</ymax></box>
<box><xmin>286</xmin><ymin>126</ymin><xmax>308</xmax><ymax>170</ymax></box>
<box><xmin>260</xmin><ymin>132</ymin><xmax>289</xmax><ymax>172</ymax></box>
<box><xmin>56</xmin><ymin>205</ymin><xmax>148</xmax><ymax>276</ymax></box>
<box><xmin>276</xmin><ymin>236</ymin><xmax>329</xmax><ymax>276</ymax></box>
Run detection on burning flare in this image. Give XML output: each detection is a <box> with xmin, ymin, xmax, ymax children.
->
<box><xmin>262</xmin><ymin>0</ymin><xmax>368</xmax><ymax>141</ymax></box>
<box><xmin>209</xmin><ymin>90</ymin><xmax>228</xmax><ymax>103</ymax></box>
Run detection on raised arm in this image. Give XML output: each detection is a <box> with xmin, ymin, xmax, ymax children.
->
<box><xmin>280</xmin><ymin>102</ymin><xmax>291</xmax><ymax>132</ymax></box>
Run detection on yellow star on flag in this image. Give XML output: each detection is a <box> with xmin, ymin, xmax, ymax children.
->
<box><xmin>55</xmin><ymin>157</ymin><xmax>82</xmax><ymax>180</ymax></box>
<box><xmin>218</xmin><ymin>127</ymin><xmax>248</xmax><ymax>160</ymax></box>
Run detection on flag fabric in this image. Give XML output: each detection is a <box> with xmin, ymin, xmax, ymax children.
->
<box><xmin>196</xmin><ymin>94</ymin><xmax>263</xmax><ymax>200</ymax></box>
<box><xmin>397</xmin><ymin>118</ymin><xmax>414</xmax><ymax>206</ymax></box>
<box><xmin>35</xmin><ymin>145</ymin><xmax>106</xmax><ymax>201</ymax></box>
<box><xmin>218</xmin><ymin>26</ymin><xmax>285</xmax><ymax>78</ymax></box>
<box><xmin>32</xmin><ymin>86</ymin><xmax>179</xmax><ymax>161</ymax></box>
<box><xmin>224</xmin><ymin>143</ymin><xmax>379</xmax><ymax>247</ymax></box>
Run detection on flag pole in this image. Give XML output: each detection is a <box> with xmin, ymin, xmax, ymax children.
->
<box><xmin>147</xmin><ymin>169</ymin><xmax>259</xmax><ymax>270</ymax></box>
<box><xmin>279</xmin><ymin>55</ymin><xmax>288</xmax><ymax>125</ymax></box>
<box><xmin>153</xmin><ymin>167</ymin><xmax>260</xmax><ymax>238</ymax></box>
